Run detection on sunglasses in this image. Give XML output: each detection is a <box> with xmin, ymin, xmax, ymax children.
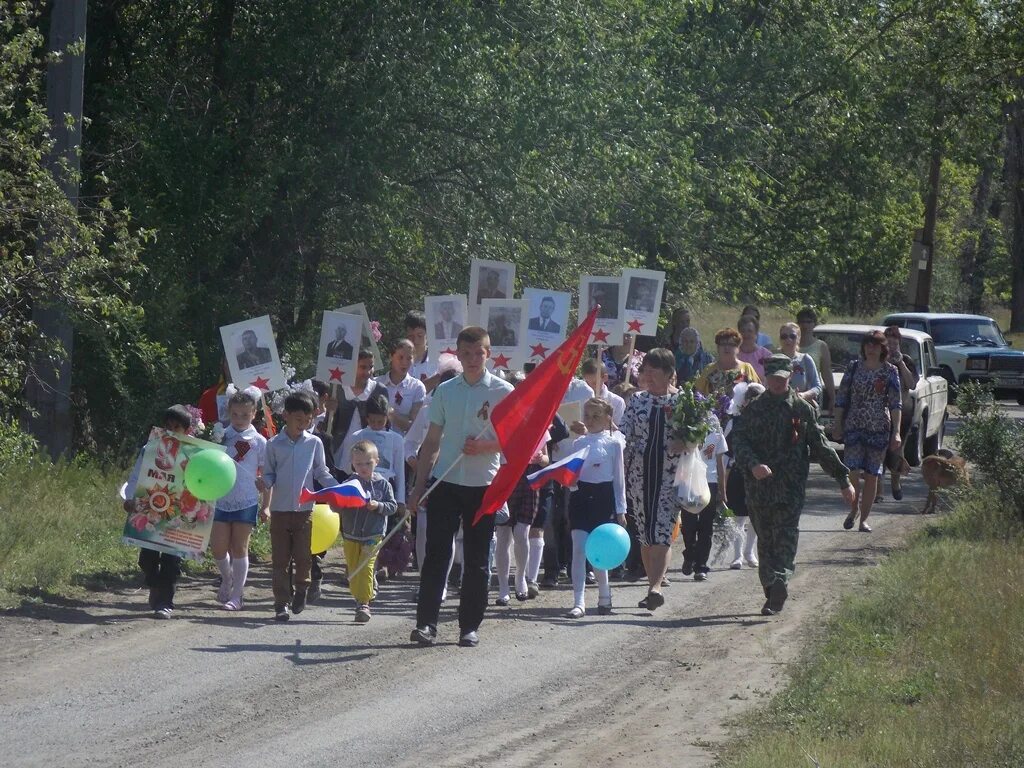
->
<box><xmin>780</xmin><ymin>333</ymin><xmax>798</xmax><ymax>340</ymax></box>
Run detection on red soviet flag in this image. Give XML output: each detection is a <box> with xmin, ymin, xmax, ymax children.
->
<box><xmin>473</xmin><ymin>306</ymin><xmax>600</xmax><ymax>524</ymax></box>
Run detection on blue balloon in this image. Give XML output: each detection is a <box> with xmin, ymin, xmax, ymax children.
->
<box><xmin>585</xmin><ymin>523</ymin><xmax>631</xmax><ymax>570</ymax></box>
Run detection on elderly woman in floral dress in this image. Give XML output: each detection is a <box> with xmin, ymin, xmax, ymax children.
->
<box><xmin>694</xmin><ymin>328</ymin><xmax>761</xmax><ymax>422</ymax></box>
<box><xmin>619</xmin><ymin>348</ymin><xmax>683</xmax><ymax>611</ymax></box>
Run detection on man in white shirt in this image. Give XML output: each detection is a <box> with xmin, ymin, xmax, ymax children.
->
<box><xmin>581</xmin><ymin>358</ymin><xmax>625</xmax><ymax>426</ymax></box>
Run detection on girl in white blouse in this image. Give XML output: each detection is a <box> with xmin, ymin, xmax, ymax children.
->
<box><xmin>565</xmin><ymin>398</ymin><xmax>627</xmax><ymax>618</ymax></box>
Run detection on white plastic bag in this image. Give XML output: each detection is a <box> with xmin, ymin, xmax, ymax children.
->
<box><xmin>674</xmin><ymin>445</ymin><xmax>712</xmax><ymax>513</ymax></box>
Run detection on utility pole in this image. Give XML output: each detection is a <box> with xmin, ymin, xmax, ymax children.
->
<box><xmin>26</xmin><ymin>0</ymin><xmax>88</xmax><ymax>459</ymax></box>
<box><xmin>907</xmin><ymin>150</ymin><xmax>942</xmax><ymax>312</ymax></box>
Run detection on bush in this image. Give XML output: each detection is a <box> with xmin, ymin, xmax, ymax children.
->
<box><xmin>954</xmin><ymin>381</ymin><xmax>1024</xmax><ymax>522</ymax></box>
<box><xmin>0</xmin><ymin>420</ymin><xmax>39</xmax><ymax>470</ymax></box>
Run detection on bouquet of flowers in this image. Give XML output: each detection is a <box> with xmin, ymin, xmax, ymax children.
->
<box><xmin>671</xmin><ymin>383</ymin><xmax>714</xmax><ymax>448</ymax></box>
<box><xmin>184</xmin><ymin>404</ymin><xmax>226</xmax><ymax>443</ymax></box>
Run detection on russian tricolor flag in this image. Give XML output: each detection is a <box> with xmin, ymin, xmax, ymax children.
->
<box><xmin>526</xmin><ymin>446</ymin><xmax>590</xmax><ymax>490</ymax></box>
<box><xmin>299</xmin><ymin>478</ymin><xmax>370</xmax><ymax>508</ymax></box>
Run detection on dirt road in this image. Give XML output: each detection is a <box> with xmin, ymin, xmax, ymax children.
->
<box><xmin>0</xmin><ymin>466</ymin><xmax>934</xmax><ymax>768</ymax></box>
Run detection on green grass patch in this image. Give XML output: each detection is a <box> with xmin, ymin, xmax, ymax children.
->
<box><xmin>718</xmin><ymin>485</ymin><xmax>1024</xmax><ymax>768</ymax></box>
<box><xmin>0</xmin><ymin>455</ymin><xmax>276</xmax><ymax>608</ymax></box>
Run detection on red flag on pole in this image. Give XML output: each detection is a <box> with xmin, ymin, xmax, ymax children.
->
<box><xmin>473</xmin><ymin>306</ymin><xmax>600</xmax><ymax>524</ymax></box>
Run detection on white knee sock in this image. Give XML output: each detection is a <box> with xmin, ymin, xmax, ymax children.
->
<box><xmin>596</xmin><ymin>568</ymin><xmax>611</xmax><ymax>605</ymax></box>
<box><xmin>527</xmin><ymin>536</ymin><xmax>544</xmax><ymax>582</ymax></box>
<box><xmin>744</xmin><ymin>526</ymin><xmax>759</xmax><ymax>562</ymax></box>
<box><xmin>571</xmin><ymin>530</ymin><xmax>589</xmax><ymax>609</ymax></box>
<box><xmin>513</xmin><ymin>523</ymin><xmax>530</xmax><ymax>595</ymax></box>
<box><xmin>229</xmin><ymin>556</ymin><xmax>249</xmax><ymax>603</ymax></box>
<box><xmin>495</xmin><ymin>526</ymin><xmax>513</xmax><ymax>600</ymax></box>
<box><xmin>732</xmin><ymin>523</ymin><xmax>744</xmax><ymax>561</ymax></box>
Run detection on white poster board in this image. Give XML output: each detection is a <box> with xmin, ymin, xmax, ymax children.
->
<box><xmin>220</xmin><ymin>315</ymin><xmax>288</xmax><ymax>393</ymax></box>
<box><xmin>523</xmin><ymin>288</ymin><xmax>570</xmax><ymax>363</ymax></box>
<box><xmin>424</xmin><ymin>294</ymin><xmax>468</xmax><ymax>361</ymax></box>
<box><xmin>620</xmin><ymin>268</ymin><xmax>666</xmax><ymax>337</ymax></box>
<box><xmin>468</xmin><ymin>258</ymin><xmax>516</xmax><ymax>325</ymax></box>
<box><xmin>337</xmin><ymin>302</ymin><xmax>383</xmax><ymax>372</ymax></box>
<box><xmin>315</xmin><ymin>310</ymin><xmax>363</xmax><ymax>385</ymax></box>
<box><xmin>578</xmin><ymin>276</ymin><xmax>624</xmax><ymax>346</ymax></box>
<box><xmin>481</xmin><ymin>298</ymin><xmax>527</xmax><ymax>372</ymax></box>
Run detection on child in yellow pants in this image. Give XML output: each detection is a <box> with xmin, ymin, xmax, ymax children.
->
<box><xmin>341</xmin><ymin>440</ymin><xmax>398</xmax><ymax>622</ymax></box>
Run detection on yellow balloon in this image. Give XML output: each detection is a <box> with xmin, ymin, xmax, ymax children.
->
<box><xmin>310</xmin><ymin>503</ymin><xmax>340</xmax><ymax>553</ymax></box>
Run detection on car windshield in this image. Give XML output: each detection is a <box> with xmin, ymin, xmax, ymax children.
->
<box><xmin>928</xmin><ymin>319</ymin><xmax>1007</xmax><ymax>346</ymax></box>
<box><xmin>816</xmin><ymin>332</ymin><xmax>921</xmax><ymax>373</ymax></box>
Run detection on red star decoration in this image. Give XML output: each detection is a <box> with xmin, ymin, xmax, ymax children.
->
<box><xmin>530</xmin><ymin>343</ymin><xmax>549</xmax><ymax>359</ymax></box>
<box><xmin>592</xmin><ymin>328</ymin><xmax>610</xmax><ymax>343</ymax></box>
<box><xmin>250</xmin><ymin>376</ymin><xmax>271</xmax><ymax>390</ymax></box>
<box><xmin>492</xmin><ymin>353</ymin><xmax>511</xmax><ymax>369</ymax></box>
<box><xmin>328</xmin><ymin>367</ymin><xmax>344</xmax><ymax>382</ymax></box>
<box><xmin>627</xmin><ymin>318</ymin><xmax>644</xmax><ymax>333</ymax></box>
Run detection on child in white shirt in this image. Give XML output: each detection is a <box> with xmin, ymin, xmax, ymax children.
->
<box><xmin>565</xmin><ymin>398</ymin><xmax>626</xmax><ymax>618</ymax></box>
<box><xmin>211</xmin><ymin>389</ymin><xmax>267</xmax><ymax>610</ymax></box>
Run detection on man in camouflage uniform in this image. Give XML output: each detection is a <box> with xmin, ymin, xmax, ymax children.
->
<box><xmin>731</xmin><ymin>354</ymin><xmax>855</xmax><ymax>615</ymax></box>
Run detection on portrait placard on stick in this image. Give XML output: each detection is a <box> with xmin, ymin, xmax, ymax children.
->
<box><xmin>424</xmin><ymin>294</ymin><xmax>468</xmax><ymax>362</ymax></box>
<box><xmin>316</xmin><ymin>311</ymin><xmax>363</xmax><ymax>386</ymax></box>
<box><xmin>578</xmin><ymin>276</ymin><xmax>624</xmax><ymax>346</ymax></box>
<box><xmin>220</xmin><ymin>315</ymin><xmax>288</xmax><ymax>393</ymax></box>
<box><xmin>468</xmin><ymin>258</ymin><xmax>516</xmax><ymax>325</ymax></box>
<box><xmin>337</xmin><ymin>302</ymin><xmax>383</xmax><ymax>372</ymax></box>
<box><xmin>620</xmin><ymin>268</ymin><xmax>666</xmax><ymax>337</ymax></box>
<box><xmin>523</xmin><ymin>288</ymin><xmax>570</xmax><ymax>363</ymax></box>
<box><xmin>481</xmin><ymin>298</ymin><xmax>527</xmax><ymax>371</ymax></box>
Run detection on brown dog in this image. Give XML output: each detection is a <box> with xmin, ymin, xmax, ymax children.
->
<box><xmin>919</xmin><ymin>448</ymin><xmax>969</xmax><ymax>514</ymax></box>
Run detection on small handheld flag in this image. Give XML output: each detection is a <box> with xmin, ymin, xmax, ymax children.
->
<box><xmin>527</xmin><ymin>446</ymin><xmax>590</xmax><ymax>490</ymax></box>
<box><xmin>299</xmin><ymin>478</ymin><xmax>370</xmax><ymax>508</ymax></box>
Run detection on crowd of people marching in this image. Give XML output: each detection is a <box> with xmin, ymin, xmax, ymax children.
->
<box><xmin>126</xmin><ymin>303</ymin><xmax>919</xmax><ymax>649</ymax></box>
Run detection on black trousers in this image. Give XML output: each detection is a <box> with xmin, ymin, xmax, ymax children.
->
<box><xmin>416</xmin><ymin>482</ymin><xmax>495</xmax><ymax>633</ymax></box>
<box><xmin>542</xmin><ymin>485</ymin><xmax>573</xmax><ymax>576</ymax></box>
<box><xmin>138</xmin><ymin>548</ymin><xmax>182</xmax><ymax>609</ymax></box>
<box><xmin>681</xmin><ymin>482</ymin><xmax>718</xmax><ymax>572</ymax></box>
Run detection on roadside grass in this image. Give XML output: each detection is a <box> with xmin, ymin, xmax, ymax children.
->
<box><xmin>717</xmin><ymin>484</ymin><xmax>1024</xmax><ymax>768</ymax></box>
<box><xmin>0</xmin><ymin>457</ymin><xmax>273</xmax><ymax>608</ymax></box>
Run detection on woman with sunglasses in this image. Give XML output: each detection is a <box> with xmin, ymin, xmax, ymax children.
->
<box><xmin>831</xmin><ymin>330</ymin><xmax>902</xmax><ymax>532</ymax></box>
<box><xmin>777</xmin><ymin>322</ymin><xmax>822</xmax><ymax>404</ymax></box>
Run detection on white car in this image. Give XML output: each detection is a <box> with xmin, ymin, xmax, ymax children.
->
<box><xmin>813</xmin><ymin>324</ymin><xmax>949</xmax><ymax>466</ymax></box>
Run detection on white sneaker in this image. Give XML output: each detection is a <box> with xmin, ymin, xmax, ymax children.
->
<box><xmin>730</xmin><ymin>558</ymin><xmax>743</xmax><ymax>570</ymax></box>
<box><xmin>744</xmin><ymin>557</ymin><xmax>759</xmax><ymax>568</ymax></box>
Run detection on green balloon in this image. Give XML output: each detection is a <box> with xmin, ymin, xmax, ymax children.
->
<box><xmin>183</xmin><ymin>449</ymin><xmax>237</xmax><ymax>501</ymax></box>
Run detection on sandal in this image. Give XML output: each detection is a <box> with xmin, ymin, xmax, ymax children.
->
<box><xmin>564</xmin><ymin>606</ymin><xmax>585</xmax><ymax>619</ymax></box>
<box><xmin>859</xmin><ymin>522</ymin><xmax>872</xmax><ymax>533</ymax></box>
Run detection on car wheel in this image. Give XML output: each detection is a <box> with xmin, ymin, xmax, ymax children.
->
<box><xmin>923</xmin><ymin>413</ymin><xmax>944</xmax><ymax>456</ymax></box>
<box><xmin>904</xmin><ymin>420</ymin><xmax>924</xmax><ymax>467</ymax></box>
<box><xmin>1017</xmin><ymin>392</ymin><xmax>1024</xmax><ymax>407</ymax></box>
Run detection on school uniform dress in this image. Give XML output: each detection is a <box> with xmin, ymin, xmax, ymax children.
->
<box><xmin>569</xmin><ymin>432</ymin><xmax>626</xmax><ymax>532</ymax></box>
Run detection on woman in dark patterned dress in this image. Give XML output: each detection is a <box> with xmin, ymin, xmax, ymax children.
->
<box><xmin>619</xmin><ymin>348</ymin><xmax>682</xmax><ymax>611</ymax></box>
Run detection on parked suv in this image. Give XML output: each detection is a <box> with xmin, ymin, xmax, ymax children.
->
<box><xmin>881</xmin><ymin>313</ymin><xmax>1024</xmax><ymax>402</ymax></box>
<box><xmin>814</xmin><ymin>324</ymin><xmax>948</xmax><ymax>466</ymax></box>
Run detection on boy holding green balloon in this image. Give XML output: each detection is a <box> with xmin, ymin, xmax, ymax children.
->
<box><xmin>258</xmin><ymin>392</ymin><xmax>336</xmax><ymax>622</ymax></box>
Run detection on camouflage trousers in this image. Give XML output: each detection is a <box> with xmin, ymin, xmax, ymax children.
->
<box><xmin>747</xmin><ymin>502</ymin><xmax>801</xmax><ymax>589</ymax></box>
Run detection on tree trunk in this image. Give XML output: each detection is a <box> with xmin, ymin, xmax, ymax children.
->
<box><xmin>914</xmin><ymin>148</ymin><xmax>942</xmax><ymax>311</ymax></box>
<box><xmin>1008</xmin><ymin>80</ymin><xmax>1024</xmax><ymax>332</ymax></box>
<box><xmin>26</xmin><ymin>0</ymin><xmax>87</xmax><ymax>460</ymax></box>
<box><xmin>958</xmin><ymin>140</ymin><xmax>1000</xmax><ymax>313</ymax></box>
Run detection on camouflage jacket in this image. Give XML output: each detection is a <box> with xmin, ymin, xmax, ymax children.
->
<box><xmin>730</xmin><ymin>389</ymin><xmax>849</xmax><ymax>510</ymax></box>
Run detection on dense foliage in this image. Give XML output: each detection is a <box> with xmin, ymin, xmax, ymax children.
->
<box><xmin>3</xmin><ymin>0</ymin><xmax>1023</xmax><ymax>457</ymax></box>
